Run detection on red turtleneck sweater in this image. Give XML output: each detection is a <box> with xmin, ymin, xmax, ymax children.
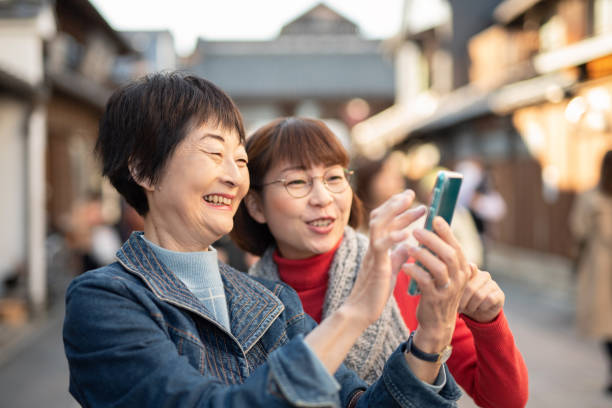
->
<box><xmin>273</xmin><ymin>240</ymin><xmax>528</xmax><ymax>408</ymax></box>
<box><xmin>274</xmin><ymin>238</ymin><xmax>341</xmax><ymax>322</ymax></box>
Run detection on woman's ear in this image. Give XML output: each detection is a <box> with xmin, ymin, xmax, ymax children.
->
<box><xmin>128</xmin><ymin>162</ymin><xmax>155</xmax><ymax>192</ymax></box>
<box><xmin>244</xmin><ymin>192</ymin><xmax>266</xmax><ymax>224</ymax></box>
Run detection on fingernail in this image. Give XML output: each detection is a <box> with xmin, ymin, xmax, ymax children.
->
<box><xmin>434</xmin><ymin>216</ymin><xmax>444</xmax><ymax>227</ymax></box>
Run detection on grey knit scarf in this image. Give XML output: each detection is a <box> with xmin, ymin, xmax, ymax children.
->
<box><xmin>249</xmin><ymin>226</ymin><xmax>411</xmax><ymax>384</ymax></box>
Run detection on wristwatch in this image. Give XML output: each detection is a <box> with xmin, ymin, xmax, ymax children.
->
<box><xmin>405</xmin><ymin>331</ymin><xmax>453</xmax><ymax>364</ymax></box>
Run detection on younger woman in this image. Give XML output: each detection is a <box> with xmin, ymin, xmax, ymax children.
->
<box><xmin>232</xmin><ymin>117</ymin><xmax>528</xmax><ymax>408</ymax></box>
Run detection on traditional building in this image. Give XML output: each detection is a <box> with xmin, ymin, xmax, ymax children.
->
<box><xmin>113</xmin><ymin>30</ymin><xmax>177</xmax><ymax>82</ymax></box>
<box><xmin>182</xmin><ymin>2</ymin><xmax>395</xmax><ymax>145</ymax></box>
<box><xmin>0</xmin><ymin>0</ymin><xmax>135</xmax><ymax>314</ymax></box>
<box><xmin>0</xmin><ymin>0</ymin><xmax>55</xmax><ymax>314</ymax></box>
<box><xmin>354</xmin><ymin>0</ymin><xmax>612</xmax><ymax>257</ymax></box>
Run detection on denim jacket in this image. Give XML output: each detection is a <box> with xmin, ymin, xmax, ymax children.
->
<box><xmin>63</xmin><ymin>232</ymin><xmax>461</xmax><ymax>407</ymax></box>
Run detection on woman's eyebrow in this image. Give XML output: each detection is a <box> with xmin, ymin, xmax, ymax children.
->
<box><xmin>280</xmin><ymin>165</ymin><xmax>306</xmax><ymax>173</ymax></box>
<box><xmin>200</xmin><ymin>133</ymin><xmax>225</xmax><ymax>143</ymax></box>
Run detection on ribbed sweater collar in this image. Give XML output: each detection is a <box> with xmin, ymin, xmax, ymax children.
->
<box><xmin>140</xmin><ymin>235</ymin><xmax>220</xmax><ymax>289</ymax></box>
<box><xmin>273</xmin><ymin>238</ymin><xmax>342</xmax><ymax>291</ymax></box>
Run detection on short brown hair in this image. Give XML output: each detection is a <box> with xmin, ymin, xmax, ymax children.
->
<box><xmin>231</xmin><ymin>117</ymin><xmax>363</xmax><ymax>255</ymax></box>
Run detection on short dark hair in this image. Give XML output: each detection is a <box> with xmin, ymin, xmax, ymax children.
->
<box><xmin>96</xmin><ymin>72</ymin><xmax>245</xmax><ymax>215</ymax></box>
<box><xmin>231</xmin><ymin>117</ymin><xmax>363</xmax><ymax>255</ymax></box>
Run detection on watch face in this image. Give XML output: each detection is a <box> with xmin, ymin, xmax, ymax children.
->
<box><xmin>438</xmin><ymin>346</ymin><xmax>453</xmax><ymax>364</ymax></box>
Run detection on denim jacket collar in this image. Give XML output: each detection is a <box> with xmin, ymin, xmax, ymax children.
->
<box><xmin>115</xmin><ymin>232</ymin><xmax>284</xmax><ymax>353</ymax></box>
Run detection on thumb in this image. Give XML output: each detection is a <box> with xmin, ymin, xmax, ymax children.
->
<box><xmin>468</xmin><ymin>262</ymin><xmax>478</xmax><ymax>280</ymax></box>
<box><xmin>390</xmin><ymin>242</ymin><xmax>412</xmax><ymax>276</ymax></box>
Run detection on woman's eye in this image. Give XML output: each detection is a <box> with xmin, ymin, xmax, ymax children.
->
<box><xmin>236</xmin><ymin>158</ymin><xmax>248</xmax><ymax>166</ymax></box>
<box><xmin>204</xmin><ymin>150</ymin><xmax>222</xmax><ymax>157</ymax></box>
<box><xmin>327</xmin><ymin>175</ymin><xmax>343</xmax><ymax>182</ymax></box>
<box><xmin>287</xmin><ymin>178</ymin><xmax>308</xmax><ymax>186</ymax></box>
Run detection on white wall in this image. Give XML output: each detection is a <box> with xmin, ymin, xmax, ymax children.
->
<box><xmin>0</xmin><ymin>6</ymin><xmax>55</xmax><ymax>87</ymax></box>
<box><xmin>0</xmin><ymin>98</ymin><xmax>27</xmax><ymax>286</ymax></box>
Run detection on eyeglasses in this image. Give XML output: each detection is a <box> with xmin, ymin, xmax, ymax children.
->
<box><xmin>259</xmin><ymin>167</ymin><xmax>354</xmax><ymax>198</ymax></box>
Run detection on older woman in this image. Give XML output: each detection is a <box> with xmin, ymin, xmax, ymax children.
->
<box><xmin>231</xmin><ymin>117</ymin><xmax>528</xmax><ymax>407</ymax></box>
<box><xmin>62</xmin><ymin>73</ymin><xmax>465</xmax><ymax>408</ymax></box>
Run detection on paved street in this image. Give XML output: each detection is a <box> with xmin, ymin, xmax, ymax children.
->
<box><xmin>0</xmin><ymin>302</ymin><xmax>78</xmax><ymax>408</ymax></box>
<box><xmin>458</xmin><ymin>274</ymin><xmax>610</xmax><ymax>408</ymax></box>
<box><xmin>0</xmin><ymin>266</ymin><xmax>610</xmax><ymax>407</ymax></box>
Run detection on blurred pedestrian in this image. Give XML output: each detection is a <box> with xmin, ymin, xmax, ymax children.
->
<box><xmin>354</xmin><ymin>152</ymin><xmax>406</xmax><ymax>221</ymax></box>
<box><xmin>63</xmin><ymin>73</ymin><xmax>463</xmax><ymax>407</ymax></box>
<box><xmin>212</xmin><ymin>234</ymin><xmax>249</xmax><ymax>271</ymax></box>
<box><xmin>455</xmin><ymin>160</ymin><xmax>506</xmax><ymax>233</ymax></box>
<box><xmin>455</xmin><ymin>160</ymin><xmax>506</xmax><ymax>267</ymax></box>
<box><xmin>570</xmin><ymin>150</ymin><xmax>612</xmax><ymax>396</ymax></box>
<box><xmin>232</xmin><ymin>117</ymin><xmax>528</xmax><ymax>407</ymax></box>
<box><xmin>65</xmin><ymin>192</ymin><xmax>121</xmax><ymax>272</ymax></box>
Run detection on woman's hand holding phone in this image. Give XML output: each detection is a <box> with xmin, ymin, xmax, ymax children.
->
<box><xmin>400</xmin><ymin>216</ymin><xmax>471</xmax><ymax>384</ymax></box>
<box><xmin>403</xmin><ymin>217</ymin><xmax>471</xmax><ymax>345</ymax></box>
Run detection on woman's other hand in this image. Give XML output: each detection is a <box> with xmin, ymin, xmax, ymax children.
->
<box><xmin>459</xmin><ymin>263</ymin><xmax>505</xmax><ymax>323</ymax></box>
<box><xmin>345</xmin><ymin>190</ymin><xmax>426</xmax><ymax>327</ymax></box>
<box><xmin>306</xmin><ymin>190</ymin><xmax>425</xmax><ymax>375</ymax></box>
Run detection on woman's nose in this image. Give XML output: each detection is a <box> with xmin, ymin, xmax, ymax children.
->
<box><xmin>221</xmin><ymin>158</ymin><xmax>244</xmax><ymax>187</ymax></box>
<box><xmin>308</xmin><ymin>178</ymin><xmax>333</xmax><ymax>205</ymax></box>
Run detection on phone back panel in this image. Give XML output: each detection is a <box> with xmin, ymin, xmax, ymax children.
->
<box><xmin>408</xmin><ymin>171</ymin><xmax>463</xmax><ymax>295</ymax></box>
<box><xmin>436</xmin><ymin>174</ymin><xmax>462</xmax><ymax>224</ymax></box>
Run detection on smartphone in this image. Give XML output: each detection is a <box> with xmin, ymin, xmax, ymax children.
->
<box><xmin>408</xmin><ymin>170</ymin><xmax>463</xmax><ymax>295</ymax></box>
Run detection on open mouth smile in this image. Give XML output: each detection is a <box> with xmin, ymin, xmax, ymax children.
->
<box><xmin>203</xmin><ymin>194</ymin><xmax>232</xmax><ymax>206</ymax></box>
<box><xmin>307</xmin><ymin>218</ymin><xmax>334</xmax><ymax>227</ymax></box>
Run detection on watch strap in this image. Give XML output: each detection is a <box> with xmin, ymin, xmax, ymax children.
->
<box><xmin>406</xmin><ymin>331</ymin><xmax>452</xmax><ymax>364</ymax></box>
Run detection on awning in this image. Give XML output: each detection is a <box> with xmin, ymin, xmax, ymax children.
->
<box><xmin>351</xmin><ymin>92</ymin><xmax>439</xmax><ymax>159</ymax></box>
<box><xmin>493</xmin><ymin>0</ymin><xmax>545</xmax><ymax>24</ymax></box>
<box><xmin>48</xmin><ymin>69</ymin><xmax>112</xmax><ymax>110</ymax></box>
<box><xmin>412</xmin><ymin>71</ymin><xmax>578</xmax><ymax>134</ymax></box>
<box><xmin>534</xmin><ymin>33</ymin><xmax>612</xmax><ymax>74</ymax></box>
<box><xmin>352</xmin><ymin>71</ymin><xmax>578</xmax><ymax>157</ymax></box>
<box><xmin>0</xmin><ymin>64</ymin><xmax>42</xmax><ymax>100</ymax></box>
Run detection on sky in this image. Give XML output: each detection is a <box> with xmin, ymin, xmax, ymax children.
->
<box><xmin>89</xmin><ymin>0</ymin><xmax>405</xmax><ymax>56</ymax></box>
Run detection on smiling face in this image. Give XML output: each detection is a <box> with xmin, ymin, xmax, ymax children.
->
<box><xmin>249</xmin><ymin>162</ymin><xmax>352</xmax><ymax>259</ymax></box>
<box><xmin>141</xmin><ymin>122</ymin><xmax>249</xmax><ymax>251</ymax></box>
